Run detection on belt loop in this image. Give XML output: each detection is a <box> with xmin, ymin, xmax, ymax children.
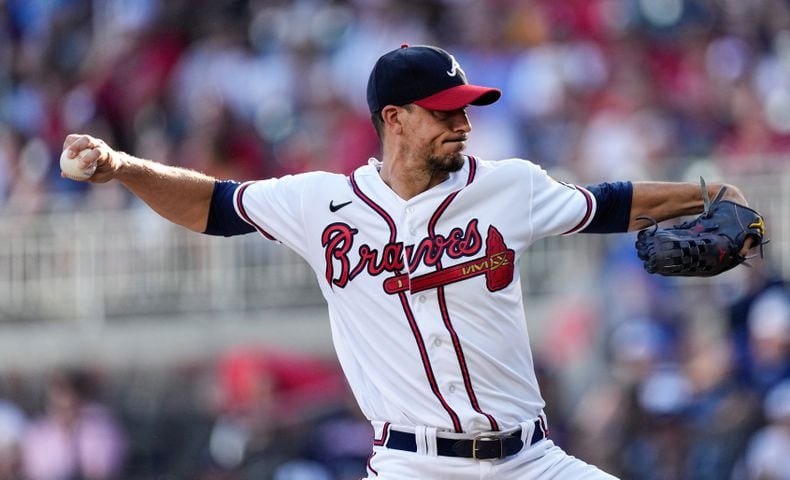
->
<box><xmin>425</xmin><ymin>427</ymin><xmax>438</xmax><ymax>457</ymax></box>
<box><xmin>414</xmin><ymin>426</ymin><xmax>428</xmax><ymax>455</ymax></box>
<box><xmin>518</xmin><ymin>420</ymin><xmax>533</xmax><ymax>445</ymax></box>
<box><xmin>538</xmin><ymin>413</ymin><xmax>549</xmax><ymax>437</ymax></box>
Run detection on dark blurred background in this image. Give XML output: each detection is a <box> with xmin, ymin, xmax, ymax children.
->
<box><xmin>0</xmin><ymin>0</ymin><xmax>788</xmax><ymax>479</ymax></box>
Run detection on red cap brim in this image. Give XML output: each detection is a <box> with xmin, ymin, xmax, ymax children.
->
<box><xmin>414</xmin><ymin>84</ymin><xmax>501</xmax><ymax>111</ymax></box>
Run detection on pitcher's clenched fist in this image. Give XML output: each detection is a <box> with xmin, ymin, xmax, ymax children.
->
<box><xmin>61</xmin><ymin>134</ymin><xmax>125</xmax><ymax>183</ymax></box>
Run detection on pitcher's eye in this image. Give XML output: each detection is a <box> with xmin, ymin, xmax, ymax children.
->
<box><xmin>432</xmin><ymin>108</ymin><xmax>466</xmax><ymax>120</ymax></box>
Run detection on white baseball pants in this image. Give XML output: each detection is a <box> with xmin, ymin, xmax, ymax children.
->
<box><xmin>365</xmin><ymin>422</ymin><xmax>618</xmax><ymax>480</ymax></box>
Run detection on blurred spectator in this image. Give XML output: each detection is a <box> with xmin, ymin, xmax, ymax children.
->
<box><xmin>743</xmin><ymin>285</ymin><xmax>790</xmax><ymax>394</ymax></box>
<box><xmin>0</xmin><ymin>399</ymin><xmax>26</xmax><ymax>480</ymax></box>
<box><xmin>20</xmin><ymin>369</ymin><xmax>127</xmax><ymax>480</ymax></box>
<box><xmin>683</xmin><ymin>336</ymin><xmax>761</xmax><ymax>480</ymax></box>
<box><xmin>729</xmin><ymin>265</ymin><xmax>787</xmax><ymax>386</ymax></box>
<box><xmin>205</xmin><ymin>347</ymin><xmax>346</xmax><ymax>478</ymax></box>
<box><xmin>567</xmin><ymin>380</ymin><xmax>629</xmax><ymax>477</ymax></box>
<box><xmin>742</xmin><ymin>378</ymin><xmax>790</xmax><ymax>480</ymax></box>
<box><xmin>608</xmin><ymin>316</ymin><xmax>667</xmax><ymax>386</ymax></box>
<box><xmin>302</xmin><ymin>396</ymin><xmax>372</xmax><ymax>480</ymax></box>
<box><xmin>621</xmin><ymin>365</ymin><xmax>693</xmax><ymax>480</ymax></box>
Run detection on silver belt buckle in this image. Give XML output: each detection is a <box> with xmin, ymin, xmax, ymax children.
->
<box><xmin>471</xmin><ymin>434</ymin><xmax>504</xmax><ymax>459</ymax></box>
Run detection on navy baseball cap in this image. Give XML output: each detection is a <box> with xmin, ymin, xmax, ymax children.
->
<box><xmin>367</xmin><ymin>44</ymin><xmax>501</xmax><ymax>113</ymax></box>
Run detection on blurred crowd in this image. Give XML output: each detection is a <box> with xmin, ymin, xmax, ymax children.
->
<box><xmin>0</xmin><ymin>348</ymin><xmax>371</xmax><ymax>480</ymax></box>
<box><xmin>533</xmin><ymin>243</ymin><xmax>790</xmax><ymax>480</ymax></box>
<box><xmin>0</xmin><ymin>0</ymin><xmax>789</xmax><ymax>479</ymax></box>
<box><xmin>1</xmin><ymin>0</ymin><xmax>790</xmax><ymax>214</ymax></box>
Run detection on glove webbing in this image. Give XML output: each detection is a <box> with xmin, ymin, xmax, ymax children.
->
<box><xmin>666</xmin><ymin>238</ymin><xmax>715</xmax><ymax>273</ymax></box>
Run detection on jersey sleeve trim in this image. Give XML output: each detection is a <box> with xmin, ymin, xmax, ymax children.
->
<box><xmin>234</xmin><ymin>181</ymin><xmax>277</xmax><ymax>241</ymax></box>
<box><xmin>561</xmin><ymin>185</ymin><xmax>596</xmax><ymax>235</ymax></box>
<box><xmin>580</xmin><ymin>181</ymin><xmax>633</xmax><ymax>233</ymax></box>
<box><xmin>204</xmin><ymin>180</ymin><xmax>256</xmax><ymax>237</ymax></box>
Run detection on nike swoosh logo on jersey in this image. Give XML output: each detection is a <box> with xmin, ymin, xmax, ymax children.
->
<box><xmin>329</xmin><ymin>200</ymin><xmax>352</xmax><ymax>212</ymax></box>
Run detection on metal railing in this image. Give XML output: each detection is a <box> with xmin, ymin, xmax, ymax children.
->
<box><xmin>0</xmin><ymin>171</ymin><xmax>786</xmax><ymax>327</ymax></box>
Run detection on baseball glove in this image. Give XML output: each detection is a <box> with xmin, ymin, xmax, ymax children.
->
<box><xmin>635</xmin><ymin>178</ymin><xmax>766</xmax><ymax>277</ymax></box>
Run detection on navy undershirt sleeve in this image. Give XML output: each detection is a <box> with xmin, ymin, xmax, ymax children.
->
<box><xmin>204</xmin><ymin>180</ymin><xmax>255</xmax><ymax>237</ymax></box>
<box><xmin>581</xmin><ymin>181</ymin><xmax>633</xmax><ymax>234</ymax></box>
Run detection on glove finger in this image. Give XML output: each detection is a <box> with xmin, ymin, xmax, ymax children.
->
<box><xmin>643</xmin><ymin>260</ymin><xmax>656</xmax><ymax>274</ymax></box>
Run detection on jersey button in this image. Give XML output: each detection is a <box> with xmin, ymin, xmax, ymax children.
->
<box><xmin>448</xmin><ymin>385</ymin><xmax>457</xmax><ymax>393</ymax></box>
<box><xmin>433</xmin><ymin>338</ymin><xmax>442</xmax><ymax>347</ymax></box>
<box><xmin>419</xmin><ymin>295</ymin><xmax>427</xmax><ymax>303</ymax></box>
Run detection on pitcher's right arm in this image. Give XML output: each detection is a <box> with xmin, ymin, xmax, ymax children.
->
<box><xmin>63</xmin><ymin>134</ymin><xmax>216</xmax><ymax>233</ymax></box>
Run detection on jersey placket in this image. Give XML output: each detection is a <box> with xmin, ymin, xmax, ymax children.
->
<box><xmin>402</xmin><ymin>203</ymin><xmax>464</xmax><ymax>427</ymax></box>
<box><xmin>403</xmin><ymin>180</ymin><xmax>500</xmax><ymax>433</ymax></box>
<box><xmin>349</xmin><ymin>170</ymin><xmax>464</xmax><ymax>433</ymax></box>
<box><xmin>430</xmin><ymin>193</ymin><xmax>501</xmax><ymax>432</ymax></box>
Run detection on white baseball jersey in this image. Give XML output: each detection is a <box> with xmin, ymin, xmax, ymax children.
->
<box><xmin>233</xmin><ymin>156</ymin><xmax>596</xmax><ymax>434</ymax></box>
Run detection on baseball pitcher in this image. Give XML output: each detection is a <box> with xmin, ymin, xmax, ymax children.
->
<box><xmin>61</xmin><ymin>45</ymin><xmax>765</xmax><ymax>479</ymax></box>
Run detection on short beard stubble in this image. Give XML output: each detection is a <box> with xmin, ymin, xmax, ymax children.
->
<box><xmin>427</xmin><ymin>152</ymin><xmax>465</xmax><ymax>175</ymax></box>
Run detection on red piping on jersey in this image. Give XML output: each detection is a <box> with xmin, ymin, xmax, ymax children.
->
<box><xmin>373</xmin><ymin>422</ymin><xmax>390</xmax><ymax>446</ymax></box>
<box><xmin>236</xmin><ymin>182</ymin><xmax>277</xmax><ymax>241</ymax></box>
<box><xmin>561</xmin><ymin>185</ymin><xmax>594</xmax><ymax>235</ymax></box>
<box><xmin>397</xmin><ymin>290</ymin><xmax>463</xmax><ymax>432</ymax></box>
<box><xmin>366</xmin><ymin>451</ymin><xmax>378</xmax><ymax>476</ymax></box>
<box><xmin>350</xmin><ymin>171</ymin><xmax>464</xmax><ymax>433</ymax></box>
<box><xmin>349</xmin><ymin>174</ymin><xmax>398</xmax><ymax>243</ymax></box>
<box><xmin>427</xmin><ymin>156</ymin><xmax>500</xmax><ymax>432</ymax></box>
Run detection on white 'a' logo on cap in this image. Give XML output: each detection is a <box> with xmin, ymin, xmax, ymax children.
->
<box><xmin>446</xmin><ymin>55</ymin><xmax>465</xmax><ymax>77</ymax></box>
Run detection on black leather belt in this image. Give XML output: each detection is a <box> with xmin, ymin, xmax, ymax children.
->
<box><xmin>384</xmin><ymin>420</ymin><xmax>546</xmax><ymax>460</ymax></box>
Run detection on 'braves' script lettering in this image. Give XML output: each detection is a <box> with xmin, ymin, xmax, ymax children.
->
<box><xmin>321</xmin><ymin>222</ymin><xmax>358</xmax><ymax>288</ymax></box>
<box><xmin>322</xmin><ymin>219</ymin><xmax>482</xmax><ymax>288</ymax></box>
